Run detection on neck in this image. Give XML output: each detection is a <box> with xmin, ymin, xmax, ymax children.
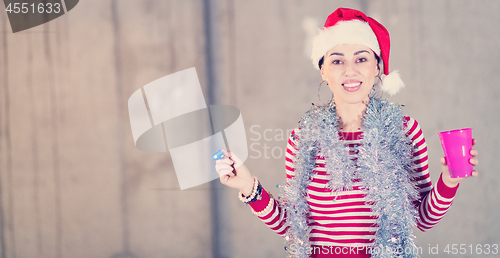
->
<box><xmin>335</xmin><ymin>102</ymin><xmax>367</xmax><ymax>132</ymax></box>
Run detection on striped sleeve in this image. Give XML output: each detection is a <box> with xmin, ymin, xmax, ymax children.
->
<box><xmin>247</xmin><ymin>128</ymin><xmax>301</xmax><ymax>236</ymax></box>
<box><xmin>404</xmin><ymin>117</ymin><xmax>459</xmax><ymax>232</ymax></box>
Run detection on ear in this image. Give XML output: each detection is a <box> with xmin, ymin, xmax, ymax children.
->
<box><xmin>320</xmin><ymin>64</ymin><xmax>327</xmax><ymax>81</ymax></box>
<box><xmin>373</xmin><ymin>52</ymin><xmax>381</xmax><ymax>76</ymax></box>
<box><xmin>374</xmin><ymin>61</ymin><xmax>380</xmax><ymax>76</ymax></box>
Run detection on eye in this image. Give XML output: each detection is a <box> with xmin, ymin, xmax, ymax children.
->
<box><xmin>357</xmin><ymin>57</ymin><xmax>367</xmax><ymax>63</ymax></box>
<box><xmin>332</xmin><ymin>59</ymin><xmax>343</xmax><ymax>65</ymax></box>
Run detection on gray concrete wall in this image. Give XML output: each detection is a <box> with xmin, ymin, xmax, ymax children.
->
<box><xmin>0</xmin><ymin>0</ymin><xmax>498</xmax><ymax>257</ymax></box>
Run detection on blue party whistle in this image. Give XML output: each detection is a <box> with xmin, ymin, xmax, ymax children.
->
<box><xmin>212</xmin><ymin>149</ymin><xmax>225</xmax><ymax>160</ymax></box>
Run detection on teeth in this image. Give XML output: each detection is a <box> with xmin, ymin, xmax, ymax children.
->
<box><xmin>343</xmin><ymin>82</ymin><xmax>362</xmax><ymax>87</ymax></box>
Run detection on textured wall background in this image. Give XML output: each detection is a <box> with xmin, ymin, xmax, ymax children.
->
<box><xmin>0</xmin><ymin>0</ymin><xmax>499</xmax><ymax>258</ymax></box>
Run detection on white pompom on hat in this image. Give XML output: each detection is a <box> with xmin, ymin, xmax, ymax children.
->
<box><xmin>311</xmin><ymin>8</ymin><xmax>404</xmax><ymax>96</ymax></box>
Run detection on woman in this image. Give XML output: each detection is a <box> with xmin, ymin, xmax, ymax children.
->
<box><xmin>215</xmin><ymin>8</ymin><xmax>478</xmax><ymax>258</ymax></box>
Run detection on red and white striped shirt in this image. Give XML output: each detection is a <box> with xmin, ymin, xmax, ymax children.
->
<box><xmin>249</xmin><ymin>117</ymin><xmax>458</xmax><ymax>255</ymax></box>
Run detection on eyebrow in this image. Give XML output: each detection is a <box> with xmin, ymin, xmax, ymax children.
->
<box><xmin>329</xmin><ymin>50</ymin><xmax>370</xmax><ymax>57</ymax></box>
<box><xmin>354</xmin><ymin>50</ymin><xmax>370</xmax><ymax>55</ymax></box>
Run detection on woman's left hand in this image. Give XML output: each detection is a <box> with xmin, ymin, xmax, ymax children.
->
<box><xmin>441</xmin><ymin>138</ymin><xmax>479</xmax><ymax>188</ymax></box>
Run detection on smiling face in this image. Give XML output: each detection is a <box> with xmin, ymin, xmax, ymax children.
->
<box><xmin>320</xmin><ymin>44</ymin><xmax>379</xmax><ymax>106</ymax></box>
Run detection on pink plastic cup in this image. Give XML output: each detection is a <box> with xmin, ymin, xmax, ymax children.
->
<box><xmin>438</xmin><ymin>128</ymin><xmax>473</xmax><ymax>178</ymax></box>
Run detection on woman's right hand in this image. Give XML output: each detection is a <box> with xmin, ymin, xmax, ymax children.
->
<box><xmin>215</xmin><ymin>150</ymin><xmax>255</xmax><ymax>196</ymax></box>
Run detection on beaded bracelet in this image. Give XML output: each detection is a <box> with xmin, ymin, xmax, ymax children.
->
<box><xmin>238</xmin><ymin>177</ymin><xmax>262</xmax><ymax>204</ymax></box>
<box><xmin>252</xmin><ymin>194</ymin><xmax>274</xmax><ymax>217</ymax></box>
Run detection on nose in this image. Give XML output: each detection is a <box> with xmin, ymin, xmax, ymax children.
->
<box><xmin>345</xmin><ymin>62</ymin><xmax>357</xmax><ymax>76</ymax></box>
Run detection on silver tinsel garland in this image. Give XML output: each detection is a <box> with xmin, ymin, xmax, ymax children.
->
<box><xmin>280</xmin><ymin>93</ymin><xmax>421</xmax><ymax>258</ymax></box>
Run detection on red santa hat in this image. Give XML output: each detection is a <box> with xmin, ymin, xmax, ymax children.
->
<box><xmin>311</xmin><ymin>8</ymin><xmax>404</xmax><ymax>96</ymax></box>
